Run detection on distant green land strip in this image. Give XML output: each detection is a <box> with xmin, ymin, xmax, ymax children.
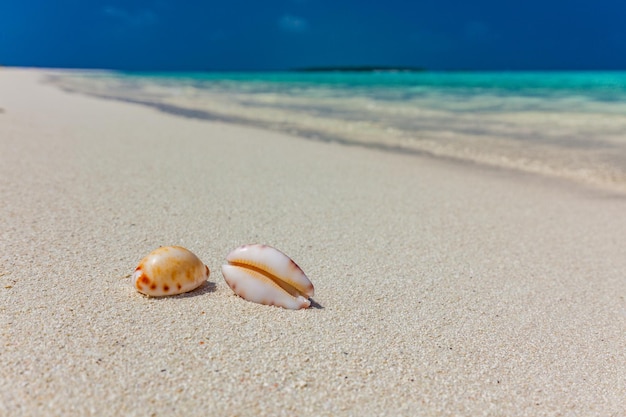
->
<box><xmin>292</xmin><ymin>66</ymin><xmax>427</xmax><ymax>72</ymax></box>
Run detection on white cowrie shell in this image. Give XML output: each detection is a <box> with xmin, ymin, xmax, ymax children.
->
<box><xmin>133</xmin><ymin>246</ymin><xmax>209</xmax><ymax>296</ymax></box>
<box><xmin>222</xmin><ymin>244</ymin><xmax>314</xmax><ymax>310</ymax></box>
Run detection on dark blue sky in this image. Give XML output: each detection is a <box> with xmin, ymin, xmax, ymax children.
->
<box><xmin>1</xmin><ymin>0</ymin><xmax>625</xmax><ymax>71</ymax></box>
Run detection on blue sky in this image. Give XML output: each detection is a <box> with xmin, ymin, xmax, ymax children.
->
<box><xmin>1</xmin><ymin>0</ymin><xmax>625</xmax><ymax>71</ymax></box>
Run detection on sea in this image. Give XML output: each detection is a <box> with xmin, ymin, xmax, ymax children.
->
<box><xmin>51</xmin><ymin>70</ymin><xmax>626</xmax><ymax>193</ymax></box>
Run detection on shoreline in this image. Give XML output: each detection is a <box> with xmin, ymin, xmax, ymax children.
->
<box><xmin>56</xmin><ymin>87</ymin><xmax>626</xmax><ymax>201</ymax></box>
<box><xmin>47</xmin><ymin>69</ymin><xmax>626</xmax><ymax>196</ymax></box>
<box><xmin>1</xmin><ymin>68</ymin><xmax>625</xmax><ymax>416</ymax></box>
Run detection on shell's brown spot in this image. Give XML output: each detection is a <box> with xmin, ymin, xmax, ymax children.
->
<box><xmin>177</xmin><ymin>283</ymin><xmax>182</xmax><ymax>290</ymax></box>
<box><xmin>140</xmin><ymin>275</ymin><xmax>150</xmax><ymax>284</ymax></box>
<box><xmin>150</xmin><ymin>284</ymin><xmax>157</xmax><ymax>290</ymax></box>
<box><xmin>163</xmin><ymin>285</ymin><xmax>170</xmax><ymax>292</ymax></box>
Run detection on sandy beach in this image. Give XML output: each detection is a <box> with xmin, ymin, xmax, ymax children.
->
<box><xmin>1</xmin><ymin>68</ymin><xmax>625</xmax><ymax>416</ymax></box>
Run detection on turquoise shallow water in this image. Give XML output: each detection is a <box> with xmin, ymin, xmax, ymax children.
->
<box><xmin>126</xmin><ymin>71</ymin><xmax>626</xmax><ymax>94</ymax></box>
<box><xmin>53</xmin><ymin>71</ymin><xmax>626</xmax><ymax>192</ymax></box>
<box><xmin>122</xmin><ymin>71</ymin><xmax>626</xmax><ymax>111</ymax></box>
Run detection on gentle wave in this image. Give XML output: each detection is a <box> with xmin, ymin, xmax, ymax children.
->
<box><xmin>50</xmin><ymin>71</ymin><xmax>626</xmax><ymax>193</ymax></box>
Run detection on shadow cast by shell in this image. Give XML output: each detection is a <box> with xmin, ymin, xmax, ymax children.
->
<box><xmin>174</xmin><ymin>280</ymin><xmax>217</xmax><ymax>298</ymax></box>
<box><xmin>308</xmin><ymin>298</ymin><xmax>324</xmax><ymax>309</ymax></box>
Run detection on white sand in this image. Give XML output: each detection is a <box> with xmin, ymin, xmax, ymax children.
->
<box><xmin>1</xmin><ymin>68</ymin><xmax>625</xmax><ymax>416</ymax></box>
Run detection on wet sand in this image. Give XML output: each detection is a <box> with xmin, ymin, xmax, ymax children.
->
<box><xmin>1</xmin><ymin>68</ymin><xmax>625</xmax><ymax>416</ymax></box>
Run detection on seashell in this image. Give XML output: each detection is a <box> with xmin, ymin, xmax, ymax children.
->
<box><xmin>133</xmin><ymin>246</ymin><xmax>209</xmax><ymax>296</ymax></box>
<box><xmin>221</xmin><ymin>244</ymin><xmax>314</xmax><ymax>310</ymax></box>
